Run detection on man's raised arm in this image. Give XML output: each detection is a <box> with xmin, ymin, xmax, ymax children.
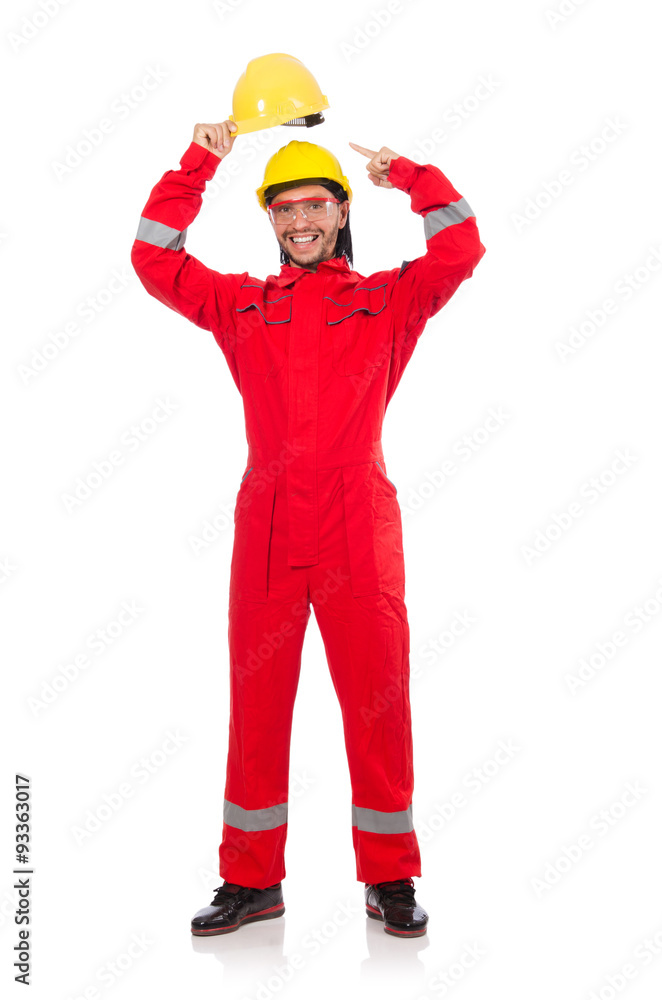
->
<box><xmin>350</xmin><ymin>140</ymin><xmax>485</xmax><ymax>356</ymax></box>
<box><xmin>130</xmin><ymin>122</ymin><xmax>246</xmax><ymax>341</ymax></box>
<box><xmin>386</xmin><ymin>152</ymin><xmax>485</xmax><ymax>348</ymax></box>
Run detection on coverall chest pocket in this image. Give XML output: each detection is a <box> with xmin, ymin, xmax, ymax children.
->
<box><xmin>234</xmin><ymin>287</ymin><xmax>291</xmax><ymax>376</ymax></box>
<box><xmin>341</xmin><ymin>461</ymin><xmax>405</xmax><ymax>597</ymax></box>
<box><xmin>229</xmin><ymin>467</ymin><xmax>276</xmax><ymax>603</ymax></box>
<box><xmin>325</xmin><ymin>284</ymin><xmax>390</xmax><ymax>376</ymax></box>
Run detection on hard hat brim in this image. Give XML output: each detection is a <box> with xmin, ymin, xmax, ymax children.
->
<box><xmin>228</xmin><ymin>97</ymin><xmax>329</xmax><ymax>136</ymax></box>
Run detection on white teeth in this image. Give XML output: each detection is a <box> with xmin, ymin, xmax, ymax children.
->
<box><xmin>291</xmin><ymin>235</ymin><xmax>317</xmax><ymax>243</ymax></box>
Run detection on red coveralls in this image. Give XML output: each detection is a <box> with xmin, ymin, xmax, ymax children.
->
<box><xmin>131</xmin><ymin>139</ymin><xmax>485</xmax><ymax>888</ymax></box>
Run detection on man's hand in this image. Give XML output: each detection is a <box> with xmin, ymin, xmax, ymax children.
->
<box><xmin>348</xmin><ymin>142</ymin><xmax>400</xmax><ymax>188</ymax></box>
<box><xmin>193</xmin><ymin>121</ymin><xmax>238</xmax><ymax>160</ymax></box>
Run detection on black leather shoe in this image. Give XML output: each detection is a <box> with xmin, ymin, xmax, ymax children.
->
<box><xmin>364</xmin><ymin>877</ymin><xmax>428</xmax><ymax>937</ymax></box>
<box><xmin>191</xmin><ymin>880</ymin><xmax>285</xmax><ymax>935</ymax></box>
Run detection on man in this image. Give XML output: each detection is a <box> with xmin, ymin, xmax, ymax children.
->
<box><xmin>131</xmin><ymin>119</ymin><xmax>486</xmax><ymax>938</ymax></box>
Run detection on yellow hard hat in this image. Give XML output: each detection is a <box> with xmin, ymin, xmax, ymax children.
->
<box><xmin>228</xmin><ymin>53</ymin><xmax>330</xmax><ymax>135</ymax></box>
<box><xmin>256</xmin><ymin>140</ymin><xmax>353</xmax><ymax>212</ymax></box>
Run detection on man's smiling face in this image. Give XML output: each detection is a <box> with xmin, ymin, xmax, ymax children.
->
<box><xmin>269</xmin><ymin>184</ymin><xmax>349</xmax><ymax>271</ymax></box>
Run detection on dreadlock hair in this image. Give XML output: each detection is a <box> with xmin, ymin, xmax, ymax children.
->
<box><xmin>265</xmin><ymin>176</ymin><xmax>353</xmax><ymax>269</ymax></box>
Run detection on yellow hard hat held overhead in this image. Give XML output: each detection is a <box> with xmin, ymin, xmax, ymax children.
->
<box><xmin>228</xmin><ymin>53</ymin><xmax>330</xmax><ymax>135</ymax></box>
<box><xmin>256</xmin><ymin>140</ymin><xmax>353</xmax><ymax>212</ymax></box>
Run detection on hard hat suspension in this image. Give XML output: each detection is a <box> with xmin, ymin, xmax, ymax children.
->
<box><xmin>282</xmin><ymin>112</ymin><xmax>326</xmax><ymax>128</ymax></box>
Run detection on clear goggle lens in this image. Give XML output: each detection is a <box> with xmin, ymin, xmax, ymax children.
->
<box><xmin>267</xmin><ymin>198</ymin><xmax>339</xmax><ymax>224</ymax></box>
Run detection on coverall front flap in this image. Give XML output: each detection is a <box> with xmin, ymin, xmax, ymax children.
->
<box><xmin>131</xmin><ymin>140</ymin><xmax>485</xmax><ymax>887</ymax></box>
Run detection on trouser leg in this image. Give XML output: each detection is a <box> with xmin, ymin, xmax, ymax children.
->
<box><xmin>219</xmin><ymin>480</ymin><xmax>310</xmax><ymax>889</ymax></box>
<box><xmin>312</xmin><ymin>585</ymin><xmax>421</xmax><ymax>883</ymax></box>
<box><xmin>309</xmin><ymin>470</ymin><xmax>422</xmax><ymax>884</ymax></box>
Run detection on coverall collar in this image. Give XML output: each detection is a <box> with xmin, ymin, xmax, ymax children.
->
<box><xmin>270</xmin><ymin>254</ymin><xmax>351</xmax><ymax>288</ymax></box>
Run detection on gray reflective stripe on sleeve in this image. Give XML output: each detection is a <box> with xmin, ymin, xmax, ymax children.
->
<box><xmin>223</xmin><ymin>798</ymin><xmax>288</xmax><ymax>832</ymax></box>
<box><xmin>423</xmin><ymin>197</ymin><xmax>475</xmax><ymax>240</ymax></box>
<box><xmin>135</xmin><ymin>216</ymin><xmax>187</xmax><ymax>251</ymax></box>
<box><xmin>352</xmin><ymin>804</ymin><xmax>413</xmax><ymax>834</ymax></box>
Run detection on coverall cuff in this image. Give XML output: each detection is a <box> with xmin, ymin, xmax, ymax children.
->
<box><xmin>387</xmin><ymin>154</ymin><xmax>420</xmax><ymax>192</ymax></box>
<box><xmin>180</xmin><ymin>139</ymin><xmax>224</xmax><ymax>176</ymax></box>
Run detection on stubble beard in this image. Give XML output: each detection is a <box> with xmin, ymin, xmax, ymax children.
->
<box><xmin>280</xmin><ymin>225</ymin><xmax>339</xmax><ymax>268</ymax></box>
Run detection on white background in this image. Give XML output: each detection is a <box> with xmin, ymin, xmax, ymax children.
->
<box><xmin>2</xmin><ymin>0</ymin><xmax>662</xmax><ymax>997</ymax></box>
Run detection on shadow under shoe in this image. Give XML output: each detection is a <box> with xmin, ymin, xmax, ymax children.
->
<box><xmin>191</xmin><ymin>880</ymin><xmax>285</xmax><ymax>935</ymax></box>
<box><xmin>364</xmin><ymin>877</ymin><xmax>428</xmax><ymax>937</ymax></box>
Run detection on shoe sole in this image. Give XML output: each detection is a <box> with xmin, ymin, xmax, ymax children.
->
<box><xmin>366</xmin><ymin>903</ymin><xmax>427</xmax><ymax>937</ymax></box>
<box><xmin>191</xmin><ymin>903</ymin><xmax>285</xmax><ymax>935</ymax></box>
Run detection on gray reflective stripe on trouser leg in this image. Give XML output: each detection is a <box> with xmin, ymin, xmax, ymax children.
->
<box><xmin>135</xmin><ymin>216</ymin><xmax>187</xmax><ymax>251</ymax></box>
<box><xmin>423</xmin><ymin>197</ymin><xmax>475</xmax><ymax>240</ymax></box>
<box><xmin>223</xmin><ymin>799</ymin><xmax>288</xmax><ymax>831</ymax></box>
<box><xmin>352</xmin><ymin>804</ymin><xmax>414</xmax><ymax>834</ymax></box>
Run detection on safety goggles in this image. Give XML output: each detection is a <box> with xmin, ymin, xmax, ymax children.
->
<box><xmin>267</xmin><ymin>197</ymin><xmax>340</xmax><ymax>225</ymax></box>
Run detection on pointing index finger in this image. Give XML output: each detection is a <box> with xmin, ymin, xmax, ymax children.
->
<box><xmin>348</xmin><ymin>141</ymin><xmax>377</xmax><ymax>158</ymax></box>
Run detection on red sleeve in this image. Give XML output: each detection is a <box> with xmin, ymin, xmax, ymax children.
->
<box><xmin>386</xmin><ymin>154</ymin><xmax>486</xmax><ymax>356</ymax></box>
<box><xmin>130</xmin><ymin>141</ymin><xmax>246</xmax><ymax>348</ymax></box>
